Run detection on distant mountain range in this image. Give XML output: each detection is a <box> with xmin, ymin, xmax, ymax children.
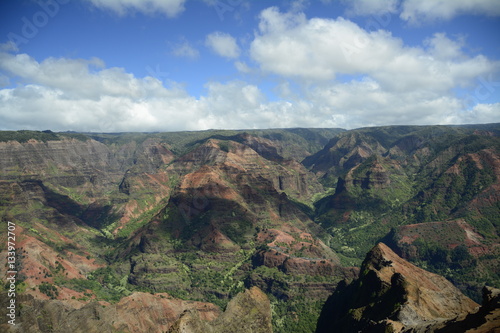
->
<box><xmin>1</xmin><ymin>124</ymin><xmax>499</xmax><ymax>332</ymax></box>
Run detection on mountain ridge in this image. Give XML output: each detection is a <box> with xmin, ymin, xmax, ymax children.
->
<box><xmin>1</xmin><ymin>124</ymin><xmax>499</xmax><ymax>332</ymax></box>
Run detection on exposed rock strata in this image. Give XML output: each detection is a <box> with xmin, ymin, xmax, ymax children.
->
<box><xmin>167</xmin><ymin>287</ymin><xmax>272</xmax><ymax>333</ymax></box>
<box><xmin>0</xmin><ymin>288</ymin><xmax>272</xmax><ymax>333</ymax></box>
<box><xmin>316</xmin><ymin>243</ymin><xmax>479</xmax><ymax>332</ymax></box>
<box><xmin>0</xmin><ymin>291</ymin><xmax>219</xmax><ymax>333</ymax></box>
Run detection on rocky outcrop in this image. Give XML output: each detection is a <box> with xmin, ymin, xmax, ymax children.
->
<box><xmin>303</xmin><ymin>132</ymin><xmax>386</xmax><ymax>182</ymax></box>
<box><xmin>171</xmin><ymin>138</ymin><xmax>322</xmax><ymax>201</ymax></box>
<box><xmin>0</xmin><ymin>291</ymin><xmax>220</xmax><ymax>333</ymax></box>
<box><xmin>1</xmin><ymin>126</ymin><xmax>498</xmax><ymax>333</ymax></box>
<box><xmin>316</xmin><ymin>243</ymin><xmax>479</xmax><ymax>332</ymax></box>
<box><xmin>167</xmin><ymin>287</ymin><xmax>273</xmax><ymax>333</ymax></box>
<box><xmin>0</xmin><ymin>137</ymin><xmax>176</xmax><ymax>233</ymax></box>
<box><xmin>436</xmin><ymin>286</ymin><xmax>500</xmax><ymax>332</ymax></box>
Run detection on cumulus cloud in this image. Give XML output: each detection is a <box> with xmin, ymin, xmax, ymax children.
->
<box><xmin>0</xmin><ymin>48</ymin><xmax>344</xmax><ymax>131</ymax></box>
<box><xmin>340</xmin><ymin>0</ymin><xmax>500</xmax><ymax>22</ymax></box>
<box><xmin>205</xmin><ymin>32</ymin><xmax>241</xmax><ymax>59</ymax></box>
<box><xmin>343</xmin><ymin>0</ymin><xmax>399</xmax><ymax>16</ymax></box>
<box><xmin>86</xmin><ymin>0</ymin><xmax>186</xmax><ymax>17</ymax></box>
<box><xmin>400</xmin><ymin>0</ymin><xmax>500</xmax><ymax>23</ymax></box>
<box><xmin>1</xmin><ymin>3</ymin><xmax>499</xmax><ymax>133</ymax></box>
<box><xmin>461</xmin><ymin>103</ymin><xmax>500</xmax><ymax>124</ymax></box>
<box><xmin>0</xmin><ymin>48</ymin><xmax>307</xmax><ymax>131</ymax></box>
<box><xmin>0</xmin><ymin>50</ymin><xmax>200</xmax><ymax>132</ymax></box>
<box><xmin>307</xmin><ymin>78</ymin><xmax>467</xmax><ymax>128</ymax></box>
<box><xmin>251</xmin><ymin>7</ymin><xmax>498</xmax><ymax>89</ymax></box>
<box><xmin>248</xmin><ymin>7</ymin><xmax>500</xmax><ymax>128</ymax></box>
<box><xmin>234</xmin><ymin>61</ymin><xmax>252</xmax><ymax>73</ymax></box>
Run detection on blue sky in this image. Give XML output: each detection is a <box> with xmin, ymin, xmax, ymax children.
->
<box><xmin>0</xmin><ymin>0</ymin><xmax>499</xmax><ymax>132</ymax></box>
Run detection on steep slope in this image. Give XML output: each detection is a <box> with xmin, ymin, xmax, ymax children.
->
<box><xmin>167</xmin><ymin>287</ymin><xmax>272</xmax><ymax>333</ymax></box>
<box><xmin>0</xmin><ymin>136</ymin><xmax>175</xmax><ymax>233</ymax></box>
<box><xmin>0</xmin><ymin>129</ymin><xmax>346</xmax><ymax>333</ymax></box>
<box><xmin>0</xmin><ymin>288</ymin><xmax>271</xmax><ymax>333</ymax></box>
<box><xmin>309</xmin><ymin>125</ymin><xmax>500</xmax><ymax>286</ymax></box>
<box><xmin>384</xmin><ymin>219</ymin><xmax>500</xmax><ymax>301</ymax></box>
<box><xmin>316</xmin><ymin>243</ymin><xmax>480</xmax><ymax>332</ymax></box>
<box><xmin>303</xmin><ymin>130</ymin><xmax>387</xmax><ymax>187</ymax></box>
<box><xmin>120</xmin><ymin>138</ymin><xmax>353</xmax><ymax>305</ymax></box>
<box><xmin>436</xmin><ymin>286</ymin><xmax>500</xmax><ymax>333</ymax></box>
<box><xmin>1</xmin><ymin>125</ymin><xmax>499</xmax><ymax>333</ymax></box>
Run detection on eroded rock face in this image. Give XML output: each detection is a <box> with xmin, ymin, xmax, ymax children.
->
<box><xmin>435</xmin><ymin>286</ymin><xmax>500</xmax><ymax>333</ymax></box>
<box><xmin>303</xmin><ymin>132</ymin><xmax>386</xmax><ymax>181</ymax></box>
<box><xmin>167</xmin><ymin>287</ymin><xmax>273</xmax><ymax>333</ymax></box>
<box><xmin>316</xmin><ymin>243</ymin><xmax>479</xmax><ymax>333</ymax></box>
<box><xmin>0</xmin><ymin>283</ymin><xmax>272</xmax><ymax>333</ymax></box>
<box><xmin>0</xmin><ymin>291</ymin><xmax>220</xmax><ymax>333</ymax></box>
<box><xmin>171</xmin><ymin>138</ymin><xmax>322</xmax><ymax>201</ymax></box>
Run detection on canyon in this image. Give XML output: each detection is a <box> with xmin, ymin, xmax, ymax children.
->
<box><xmin>0</xmin><ymin>125</ymin><xmax>499</xmax><ymax>332</ymax></box>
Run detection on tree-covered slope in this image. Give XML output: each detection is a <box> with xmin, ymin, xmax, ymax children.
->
<box><xmin>0</xmin><ymin>124</ymin><xmax>499</xmax><ymax>332</ymax></box>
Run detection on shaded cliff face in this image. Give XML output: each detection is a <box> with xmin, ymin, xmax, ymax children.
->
<box><xmin>170</xmin><ymin>138</ymin><xmax>323</xmax><ymax>202</ymax></box>
<box><xmin>316</xmin><ymin>243</ymin><xmax>479</xmax><ymax>333</ymax></box>
<box><xmin>308</xmin><ymin>126</ymin><xmax>500</xmax><ymax>297</ymax></box>
<box><xmin>303</xmin><ymin>131</ymin><xmax>386</xmax><ymax>186</ymax></box>
<box><xmin>0</xmin><ymin>126</ymin><xmax>499</xmax><ymax>333</ymax></box>
<box><xmin>122</xmin><ymin>138</ymin><xmax>347</xmax><ymax>303</ymax></box>
<box><xmin>0</xmin><ymin>137</ymin><xmax>175</xmax><ymax>232</ymax></box>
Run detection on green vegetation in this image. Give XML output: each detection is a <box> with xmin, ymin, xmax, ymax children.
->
<box><xmin>0</xmin><ymin>124</ymin><xmax>499</xmax><ymax>331</ymax></box>
<box><xmin>57</xmin><ymin>266</ymin><xmax>132</xmax><ymax>303</ymax></box>
<box><xmin>271</xmin><ymin>296</ymin><xmax>326</xmax><ymax>333</ymax></box>
<box><xmin>0</xmin><ymin>130</ymin><xmax>90</xmax><ymax>142</ymax></box>
<box><xmin>39</xmin><ymin>282</ymin><xmax>59</xmax><ymax>299</ymax></box>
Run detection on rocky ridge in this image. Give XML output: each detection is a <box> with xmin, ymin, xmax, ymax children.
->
<box><xmin>316</xmin><ymin>243</ymin><xmax>480</xmax><ymax>332</ymax></box>
<box><xmin>0</xmin><ymin>125</ymin><xmax>498</xmax><ymax>333</ymax></box>
<box><xmin>1</xmin><ymin>288</ymin><xmax>272</xmax><ymax>333</ymax></box>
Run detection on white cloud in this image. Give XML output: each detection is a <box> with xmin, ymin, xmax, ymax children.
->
<box><xmin>0</xmin><ymin>50</ymin><xmax>201</xmax><ymax>132</ymax></box>
<box><xmin>250</xmin><ymin>8</ymin><xmax>499</xmax><ymax>91</ymax></box>
<box><xmin>171</xmin><ymin>41</ymin><xmax>200</xmax><ymax>60</ymax></box>
<box><xmin>288</xmin><ymin>0</ymin><xmax>310</xmax><ymax>13</ymax></box>
<box><xmin>401</xmin><ymin>0</ymin><xmax>500</xmax><ymax>23</ymax></box>
<box><xmin>460</xmin><ymin>103</ymin><xmax>500</xmax><ymax>124</ymax></box>
<box><xmin>343</xmin><ymin>0</ymin><xmax>399</xmax><ymax>16</ymax></box>
<box><xmin>0</xmin><ymin>48</ymin><xmax>341</xmax><ymax>131</ymax></box>
<box><xmin>424</xmin><ymin>33</ymin><xmax>465</xmax><ymax>60</ymax></box>
<box><xmin>0</xmin><ymin>52</ymin><xmax>172</xmax><ymax>101</ymax></box>
<box><xmin>1</xmin><ymin>2</ymin><xmax>499</xmax><ymax>136</ymax></box>
<box><xmin>339</xmin><ymin>0</ymin><xmax>500</xmax><ymax>22</ymax></box>
<box><xmin>205</xmin><ymin>32</ymin><xmax>241</xmax><ymax>59</ymax></box>
<box><xmin>234</xmin><ymin>61</ymin><xmax>252</xmax><ymax>73</ymax></box>
<box><xmin>307</xmin><ymin>78</ymin><xmax>467</xmax><ymax>128</ymax></box>
<box><xmin>247</xmin><ymin>8</ymin><xmax>500</xmax><ymax>128</ymax></box>
<box><xmin>86</xmin><ymin>0</ymin><xmax>186</xmax><ymax>17</ymax></box>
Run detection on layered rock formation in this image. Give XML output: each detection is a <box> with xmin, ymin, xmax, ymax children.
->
<box><xmin>0</xmin><ymin>291</ymin><xmax>219</xmax><ymax>333</ymax></box>
<box><xmin>316</xmin><ymin>243</ymin><xmax>480</xmax><ymax>332</ymax></box>
<box><xmin>167</xmin><ymin>287</ymin><xmax>272</xmax><ymax>333</ymax></box>
<box><xmin>436</xmin><ymin>286</ymin><xmax>500</xmax><ymax>332</ymax></box>
<box><xmin>0</xmin><ymin>125</ymin><xmax>499</xmax><ymax>333</ymax></box>
<box><xmin>0</xmin><ymin>288</ymin><xmax>272</xmax><ymax>333</ymax></box>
